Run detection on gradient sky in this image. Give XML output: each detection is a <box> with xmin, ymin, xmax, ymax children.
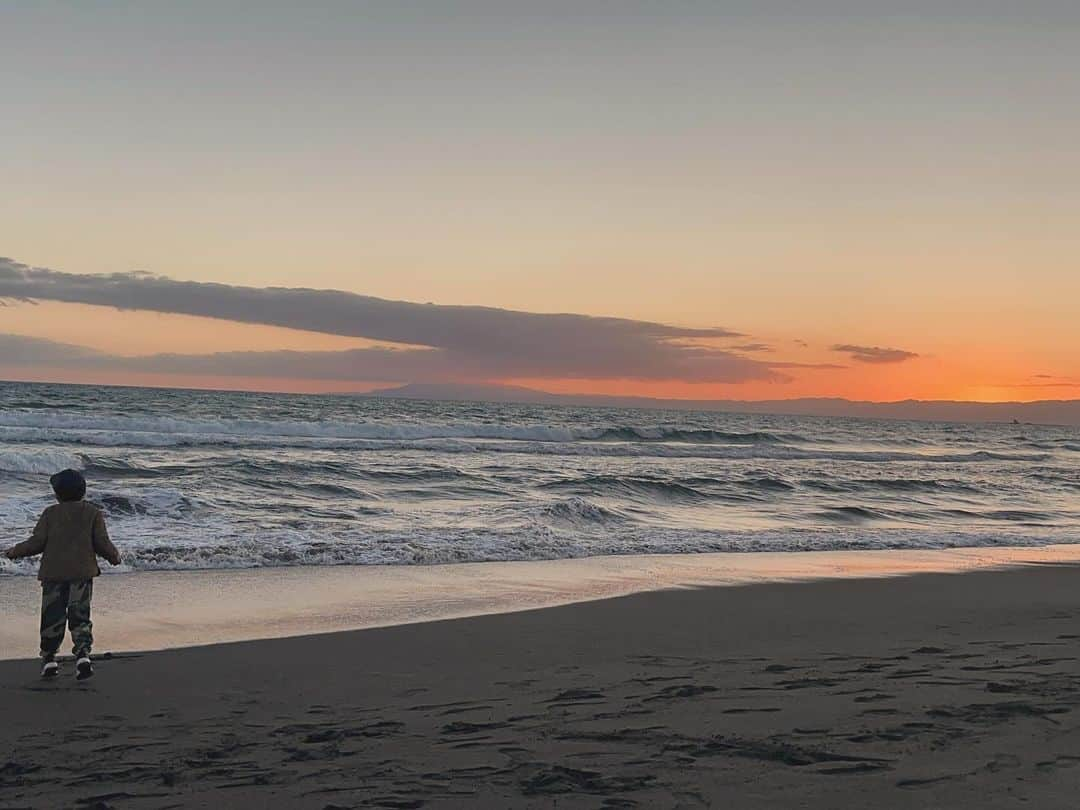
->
<box><xmin>1</xmin><ymin>2</ymin><xmax>1077</xmax><ymax>400</ymax></box>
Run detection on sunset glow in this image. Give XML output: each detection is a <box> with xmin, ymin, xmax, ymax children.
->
<box><xmin>1</xmin><ymin>4</ymin><xmax>1077</xmax><ymax>402</ymax></box>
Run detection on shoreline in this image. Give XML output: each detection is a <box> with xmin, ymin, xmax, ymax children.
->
<box><xmin>3</xmin><ymin>560</ymin><xmax>1080</xmax><ymax>807</ymax></box>
<box><xmin>3</xmin><ymin>543</ymin><xmax>1080</xmax><ymax>660</ymax></box>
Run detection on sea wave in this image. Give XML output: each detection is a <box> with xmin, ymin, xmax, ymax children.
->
<box><xmin>540</xmin><ymin>475</ymin><xmax>711</xmax><ymax>503</ymax></box>
<box><xmin>0</xmin><ymin>411</ymin><xmax>802</xmax><ymax>445</ymax></box>
<box><xmin>591</xmin><ymin>427</ymin><xmax>796</xmax><ymax>444</ymax></box>
<box><xmin>532</xmin><ymin>497</ymin><xmax>630</xmax><ymax>527</ymax></box>
<box><xmin>94</xmin><ymin>488</ymin><xmax>199</xmax><ymax>517</ymax></box>
<box><xmin>3</xmin><ymin>384</ymin><xmax>1076</xmax><ymax>579</ymax></box>
<box><xmin>0</xmin><ymin>427</ymin><xmax>1051</xmax><ymax>464</ymax></box>
<box><xmin>2</xmin><ymin>525</ymin><xmax>1075</xmax><ymax>576</ymax></box>
<box><xmin>0</xmin><ymin>448</ymin><xmax>84</xmax><ymax>475</ymax></box>
<box><xmin>807</xmin><ymin>477</ymin><xmax>986</xmax><ymax>495</ymax></box>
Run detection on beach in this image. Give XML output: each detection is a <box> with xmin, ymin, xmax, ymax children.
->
<box><xmin>6</xmin><ymin>2</ymin><xmax>1080</xmax><ymax>806</ymax></box>
<box><xmin>4</xmin><ymin>557</ymin><xmax>1080</xmax><ymax>808</ymax></box>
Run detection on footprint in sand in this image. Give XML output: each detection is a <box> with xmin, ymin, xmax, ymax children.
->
<box><xmin>546</xmin><ymin>688</ymin><xmax>606</xmax><ymax>704</ymax></box>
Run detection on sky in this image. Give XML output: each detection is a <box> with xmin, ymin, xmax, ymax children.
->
<box><xmin>1</xmin><ymin>1</ymin><xmax>1077</xmax><ymax>401</ymax></box>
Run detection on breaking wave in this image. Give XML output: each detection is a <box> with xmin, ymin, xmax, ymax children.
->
<box><xmin>0</xmin><ymin>448</ymin><xmax>84</xmax><ymax>475</ymax></box>
<box><xmin>0</xmin><ymin>411</ymin><xmax>803</xmax><ymax>446</ymax></box>
<box><xmin>0</xmin><ymin>426</ymin><xmax>1051</xmax><ymax>464</ymax></box>
<box><xmin>3</xmin><ymin>525</ymin><xmax>1076</xmax><ymax>577</ymax></box>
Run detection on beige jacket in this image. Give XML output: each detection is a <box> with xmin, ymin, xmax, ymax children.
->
<box><xmin>8</xmin><ymin>501</ymin><xmax>121</xmax><ymax>582</ymax></box>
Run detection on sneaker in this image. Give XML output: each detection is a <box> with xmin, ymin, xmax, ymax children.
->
<box><xmin>75</xmin><ymin>656</ymin><xmax>94</xmax><ymax>681</ymax></box>
<box><xmin>41</xmin><ymin>660</ymin><xmax>59</xmax><ymax>679</ymax></box>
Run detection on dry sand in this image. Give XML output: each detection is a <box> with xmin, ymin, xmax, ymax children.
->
<box><xmin>3</xmin><ymin>563</ymin><xmax>1080</xmax><ymax>808</ymax></box>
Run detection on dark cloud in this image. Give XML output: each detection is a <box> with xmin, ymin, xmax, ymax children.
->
<box><xmin>830</xmin><ymin>344</ymin><xmax>919</xmax><ymax>365</ymax></box>
<box><xmin>730</xmin><ymin>343</ymin><xmax>774</xmax><ymax>353</ymax></box>
<box><xmin>0</xmin><ymin>334</ymin><xmax>106</xmax><ymax>364</ymax></box>
<box><xmin>0</xmin><ymin>333</ymin><xmax>432</xmax><ymax>382</ymax></box>
<box><xmin>767</xmin><ymin>361</ymin><xmax>847</xmax><ymax>370</ymax></box>
<box><xmin>0</xmin><ymin>333</ymin><xmax>848</xmax><ymax>384</ymax></box>
<box><xmin>1012</xmin><ymin>375</ymin><xmax>1080</xmax><ymax>389</ymax></box>
<box><xmin>122</xmin><ymin>346</ymin><xmax>482</xmax><ymax>383</ymax></box>
<box><xmin>0</xmin><ymin>256</ymin><xmax>790</xmax><ymax>383</ymax></box>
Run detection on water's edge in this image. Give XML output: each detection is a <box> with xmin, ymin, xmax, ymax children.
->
<box><xmin>3</xmin><ymin>545</ymin><xmax>1080</xmax><ymax>661</ymax></box>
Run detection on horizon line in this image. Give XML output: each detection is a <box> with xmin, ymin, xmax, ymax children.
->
<box><xmin>3</xmin><ymin>376</ymin><xmax>1078</xmax><ymax>410</ymax></box>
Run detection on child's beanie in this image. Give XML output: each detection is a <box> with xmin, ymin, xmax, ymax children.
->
<box><xmin>50</xmin><ymin>468</ymin><xmax>87</xmax><ymax>502</ymax></box>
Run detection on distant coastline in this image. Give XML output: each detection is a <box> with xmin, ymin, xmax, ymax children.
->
<box><xmin>3</xmin><ymin>378</ymin><xmax>1079</xmax><ymax>426</ymax></box>
<box><xmin>365</xmin><ymin>382</ymin><xmax>1080</xmax><ymax>427</ymax></box>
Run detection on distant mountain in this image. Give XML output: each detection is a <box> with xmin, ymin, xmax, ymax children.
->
<box><xmin>364</xmin><ymin>383</ymin><xmax>1080</xmax><ymax>426</ymax></box>
<box><xmin>365</xmin><ymin>382</ymin><xmax>570</xmax><ymax>405</ymax></box>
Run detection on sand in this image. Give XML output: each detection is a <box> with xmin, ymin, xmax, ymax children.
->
<box><xmin>3</xmin><ymin>562</ymin><xmax>1080</xmax><ymax>808</ymax></box>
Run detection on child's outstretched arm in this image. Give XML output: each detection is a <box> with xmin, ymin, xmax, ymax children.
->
<box><xmin>5</xmin><ymin>512</ymin><xmax>49</xmax><ymax>560</ymax></box>
<box><xmin>92</xmin><ymin>510</ymin><xmax>122</xmax><ymax>566</ymax></box>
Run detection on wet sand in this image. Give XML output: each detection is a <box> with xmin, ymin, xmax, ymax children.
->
<box><xmin>5</xmin><ymin>545</ymin><xmax>1080</xmax><ymax>659</ymax></box>
<box><xmin>3</xmin><ymin>562</ymin><xmax>1080</xmax><ymax>808</ymax></box>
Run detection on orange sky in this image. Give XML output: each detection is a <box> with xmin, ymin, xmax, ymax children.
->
<box><xmin>2</xmin><ymin>5</ymin><xmax>1077</xmax><ymax>401</ymax></box>
<box><xmin>1</xmin><ymin>300</ymin><xmax>1075</xmax><ymax>402</ymax></box>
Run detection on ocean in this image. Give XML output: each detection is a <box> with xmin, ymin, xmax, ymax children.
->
<box><xmin>1</xmin><ymin>381</ymin><xmax>1077</xmax><ymax>575</ymax></box>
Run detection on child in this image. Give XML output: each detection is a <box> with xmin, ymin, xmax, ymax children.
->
<box><xmin>4</xmin><ymin>469</ymin><xmax>122</xmax><ymax>680</ymax></box>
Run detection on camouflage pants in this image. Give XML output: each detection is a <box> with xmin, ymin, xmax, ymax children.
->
<box><xmin>40</xmin><ymin>579</ymin><xmax>94</xmax><ymax>660</ymax></box>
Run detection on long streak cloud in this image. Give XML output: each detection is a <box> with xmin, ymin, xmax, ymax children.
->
<box><xmin>0</xmin><ymin>257</ymin><xmax>783</xmax><ymax>383</ymax></box>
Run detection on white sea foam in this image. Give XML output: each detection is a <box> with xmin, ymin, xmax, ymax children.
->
<box><xmin>2</xmin><ymin>524</ymin><xmax>1074</xmax><ymax>577</ymax></box>
<box><xmin>0</xmin><ymin>448</ymin><xmax>84</xmax><ymax>474</ymax></box>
